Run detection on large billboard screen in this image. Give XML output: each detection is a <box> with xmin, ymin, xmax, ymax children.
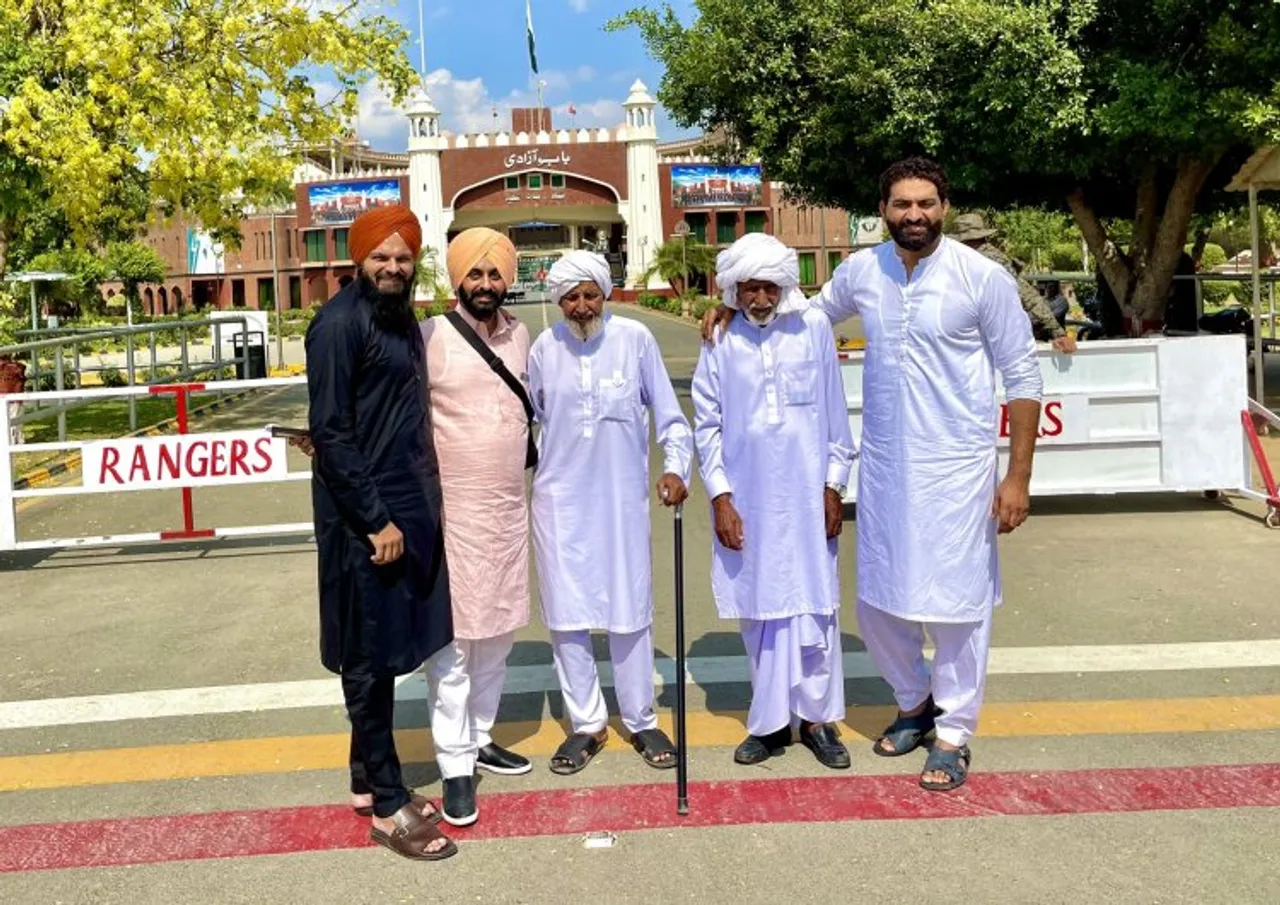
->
<box><xmin>671</xmin><ymin>165</ymin><xmax>763</xmax><ymax>208</ymax></box>
<box><xmin>307</xmin><ymin>178</ymin><xmax>402</xmax><ymax>224</ymax></box>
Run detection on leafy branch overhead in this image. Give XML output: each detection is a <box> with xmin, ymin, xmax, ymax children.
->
<box><xmin>0</xmin><ymin>0</ymin><xmax>419</xmax><ymax>259</ymax></box>
<box><xmin>611</xmin><ymin>0</ymin><xmax>1280</xmax><ymax>323</ymax></box>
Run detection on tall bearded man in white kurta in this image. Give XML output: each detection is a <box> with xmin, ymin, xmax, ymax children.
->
<box><xmin>692</xmin><ymin>233</ymin><xmax>857</xmax><ymax>770</ymax></box>
<box><xmin>528</xmin><ymin>251</ymin><xmax>693</xmax><ymax>776</ymax></box>
<box><xmin>814</xmin><ymin>157</ymin><xmax>1044</xmax><ymax>791</ymax></box>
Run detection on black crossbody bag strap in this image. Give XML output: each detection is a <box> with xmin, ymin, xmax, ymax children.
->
<box><xmin>444</xmin><ymin>311</ymin><xmax>538</xmax><ymax>468</ymax></box>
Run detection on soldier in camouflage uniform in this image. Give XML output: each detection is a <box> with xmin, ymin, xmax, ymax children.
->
<box><xmin>951</xmin><ymin>213</ymin><xmax>1077</xmax><ymax>354</ymax></box>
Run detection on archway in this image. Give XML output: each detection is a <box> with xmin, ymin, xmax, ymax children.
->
<box><xmin>143</xmin><ymin>287</ymin><xmax>155</xmax><ymax>314</ymax></box>
<box><xmin>157</xmin><ymin>287</ymin><xmax>169</xmax><ymax>314</ymax></box>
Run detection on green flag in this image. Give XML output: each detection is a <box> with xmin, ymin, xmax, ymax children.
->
<box><xmin>526</xmin><ymin>0</ymin><xmax>538</xmax><ymax>75</ymax></box>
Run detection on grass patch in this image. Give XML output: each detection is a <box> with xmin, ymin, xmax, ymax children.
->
<box><xmin>20</xmin><ymin>398</ymin><xmax>177</xmax><ymax>446</ymax></box>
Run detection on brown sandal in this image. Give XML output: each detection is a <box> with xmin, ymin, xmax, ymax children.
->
<box><xmin>354</xmin><ymin>790</ymin><xmax>441</xmax><ymax>823</ymax></box>
<box><xmin>369</xmin><ymin>808</ymin><xmax>457</xmax><ymax>861</ymax></box>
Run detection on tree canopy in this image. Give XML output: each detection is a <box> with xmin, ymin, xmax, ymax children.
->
<box><xmin>612</xmin><ymin>0</ymin><xmax>1280</xmax><ymax>323</ymax></box>
<box><xmin>0</xmin><ymin>0</ymin><xmax>418</xmax><ymax>273</ymax></box>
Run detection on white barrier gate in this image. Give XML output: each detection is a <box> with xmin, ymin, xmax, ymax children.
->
<box><xmin>839</xmin><ymin>335</ymin><xmax>1263</xmax><ymax>502</ymax></box>
<box><xmin>0</xmin><ymin>377</ymin><xmax>313</xmax><ymax>552</ymax></box>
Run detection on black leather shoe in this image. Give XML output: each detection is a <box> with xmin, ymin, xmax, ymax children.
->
<box><xmin>733</xmin><ymin>726</ymin><xmax>792</xmax><ymax>765</ymax></box>
<box><xmin>441</xmin><ymin>776</ymin><xmax>478</xmax><ymax>827</ymax></box>
<box><xmin>477</xmin><ymin>743</ymin><xmax>532</xmax><ymax>776</ymax></box>
<box><xmin>799</xmin><ymin>721</ymin><xmax>851</xmax><ymax>770</ymax></box>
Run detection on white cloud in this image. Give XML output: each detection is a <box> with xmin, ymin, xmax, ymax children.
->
<box><xmin>568</xmin><ymin>0</ymin><xmax>590</xmax><ymax>12</ymax></box>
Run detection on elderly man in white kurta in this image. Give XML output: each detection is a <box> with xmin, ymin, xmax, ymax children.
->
<box><xmin>813</xmin><ymin>157</ymin><xmax>1044</xmax><ymax>791</ymax></box>
<box><xmin>528</xmin><ymin>251</ymin><xmax>693</xmax><ymax>775</ymax></box>
<box><xmin>692</xmin><ymin>232</ymin><xmax>857</xmax><ymax>770</ymax></box>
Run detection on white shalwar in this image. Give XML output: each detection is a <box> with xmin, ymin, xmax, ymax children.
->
<box><xmin>814</xmin><ymin>237</ymin><xmax>1042</xmax><ymax>745</ymax></box>
<box><xmin>528</xmin><ymin>314</ymin><xmax>693</xmax><ymax>733</ymax></box>
<box><xmin>426</xmin><ymin>632</ymin><xmax>515</xmax><ymax>779</ymax></box>
<box><xmin>692</xmin><ymin>306</ymin><xmax>856</xmax><ymax>736</ymax></box>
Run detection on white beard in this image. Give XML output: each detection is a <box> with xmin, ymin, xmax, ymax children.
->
<box><xmin>566</xmin><ymin>316</ymin><xmax>604</xmax><ymax>342</ymax></box>
<box><xmin>745</xmin><ymin>307</ymin><xmax>778</xmax><ymax>327</ymax></box>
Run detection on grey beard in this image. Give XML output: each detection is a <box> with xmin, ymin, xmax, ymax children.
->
<box><xmin>566</xmin><ymin>316</ymin><xmax>604</xmax><ymax>342</ymax></box>
<box><xmin>745</xmin><ymin>307</ymin><xmax>778</xmax><ymax>327</ymax></box>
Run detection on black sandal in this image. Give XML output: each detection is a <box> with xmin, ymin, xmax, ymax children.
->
<box><xmin>629</xmin><ymin>728</ymin><xmax>678</xmax><ymax>770</ymax></box>
<box><xmin>920</xmin><ymin>744</ymin><xmax>971</xmax><ymax>792</ymax></box>
<box><xmin>549</xmin><ymin>731</ymin><xmax>607</xmax><ymax>775</ymax></box>
<box><xmin>872</xmin><ymin>696</ymin><xmax>941</xmax><ymax>758</ymax></box>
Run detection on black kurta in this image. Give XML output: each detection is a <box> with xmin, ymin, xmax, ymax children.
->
<box><xmin>305</xmin><ymin>282</ymin><xmax>453</xmax><ymax>676</ymax></box>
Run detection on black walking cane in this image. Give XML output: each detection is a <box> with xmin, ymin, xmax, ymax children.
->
<box><xmin>673</xmin><ymin>502</ymin><xmax>689</xmax><ymax>815</ymax></box>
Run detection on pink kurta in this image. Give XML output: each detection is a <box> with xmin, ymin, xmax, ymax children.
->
<box><xmin>422</xmin><ymin>308</ymin><xmax>532</xmax><ymax>640</ymax></box>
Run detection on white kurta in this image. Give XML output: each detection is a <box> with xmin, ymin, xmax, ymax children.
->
<box><xmin>691</xmin><ymin>307</ymin><xmax>856</xmax><ymax>620</ymax></box>
<box><xmin>815</xmin><ymin>238</ymin><xmax>1043</xmax><ymax>623</ymax></box>
<box><xmin>528</xmin><ymin>314</ymin><xmax>694</xmax><ymax>633</ymax></box>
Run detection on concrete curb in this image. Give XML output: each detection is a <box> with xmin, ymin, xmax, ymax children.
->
<box><xmin>11</xmin><ymin>389</ymin><xmax>256</xmax><ymax>491</ymax></box>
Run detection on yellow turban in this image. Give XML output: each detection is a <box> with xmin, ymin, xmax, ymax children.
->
<box><xmin>446</xmin><ymin>227</ymin><xmax>517</xmax><ymax>291</ymax></box>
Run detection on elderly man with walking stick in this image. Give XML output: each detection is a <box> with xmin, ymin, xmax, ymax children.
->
<box><xmin>527</xmin><ymin>250</ymin><xmax>693</xmax><ymax>776</ymax></box>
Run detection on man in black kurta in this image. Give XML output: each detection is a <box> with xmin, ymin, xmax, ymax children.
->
<box><xmin>305</xmin><ymin>205</ymin><xmax>455</xmax><ymax>861</ymax></box>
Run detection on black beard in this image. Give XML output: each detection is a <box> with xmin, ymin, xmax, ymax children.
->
<box><xmin>887</xmin><ymin>218</ymin><xmax>943</xmax><ymax>253</ymax></box>
<box><xmin>358</xmin><ymin>273</ymin><xmax>416</xmax><ymax>335</ymax></box>
<box><xmin>457</xmin><ymin>285</ymin><xmax>506</xmax><ymax>321</ymax></box>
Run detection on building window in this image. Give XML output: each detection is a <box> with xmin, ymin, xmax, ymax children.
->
<box><xmin>289</xmin><ymin>276</ymin><xmax>302</xmax><ymax>309</ymax></box>
<box><xmin>286</xmin><ymin>230</ymin><xmax>294</xmax><ymax>259</ymax></box>
<box><xmin>527</xmin><ymin>173</ymin><xmax>543</xmax><ymax>190</ymax></box>
<box><xmin>505</xmin><ymin>176</ymin><xmax>519</xmax><ymax>190</ymax></box>
<box><xmin>798</xmin><ymin>252</ymin><xmax>817</xmax><ymax>286</ymax></box>
<box><xmin>716</xmin><ymin>212</ymin><xmax>738</xmax><ymax>245</ymax></box>
<box><xmin>258</xmin><ymin>278</ymin><xmax>275</xmax><ymax>308</ymax></box>
<box><xmin>828</xmin><ymin>251</ymin><xmax>843</xmax><ymax>277</ymax></box>
<box><xmin>745</xmin><ymin>211</ymin><xmax>767</xmax><ymax>234</ymax></box>
<box><xmin>550</xmin><ymin>173</ymin><xmax>565</xmax><ymax>189</ymax></box>
<box><xmin>333</xmin><ymin>228</ymin><xmax>350</xmax><ymax>261</ymax></box>
<box><xmin>684</xmin><ymin>213</ymin><xmax>708</xmax><ymax>244</ymax></box>
<box><xmin>304</xmin><ymin>230</ymin><xmax>327</xmax><ymax>263</ymax></box>
<box><xmin>231</xmin><ymin>279</ymin><xmax>246</xmax><ymax>308</ymax></box>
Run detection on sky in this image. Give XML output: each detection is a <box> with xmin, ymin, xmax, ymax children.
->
<box><xmin>346</xmin><ymin>0</ymin><xmax>700</xmax><ymax>151</ymax></box>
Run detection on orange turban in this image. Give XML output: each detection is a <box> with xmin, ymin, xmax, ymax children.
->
<box><xmin>446</xmin><ymin>227</ymin><xmax>517</xmax><ymax>290</ymax></box>
<box><xmin>348</xmin><ymin>205</ymin><xmax>422</xmax><ymax>264</ymax></box>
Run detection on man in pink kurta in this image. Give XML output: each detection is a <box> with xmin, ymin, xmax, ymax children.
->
<box><xmin>423</xmin><ymin>227</ymin><xmax>533</xmax><ymax>828</ymax></box>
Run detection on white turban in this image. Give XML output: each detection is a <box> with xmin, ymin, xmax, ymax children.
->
<box><xmin>715</xmin><ymin>233</ymin><xmax>808</xmax><ymax>314</ymax></box>
<box><xmin>547</xmin><ymin>250</ymin><xmax>613</xmax><ymax>304</ymax></box>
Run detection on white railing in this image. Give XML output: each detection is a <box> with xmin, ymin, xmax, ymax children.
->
<box><xmin>0</xmin><ymin>377</ymin><xmax>313</xmax><ymax>552</ymax></box>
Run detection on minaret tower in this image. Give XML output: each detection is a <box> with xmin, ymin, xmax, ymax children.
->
<box><xmin>623</xmin><ymin>80</ymin><xmax>667</xmax><ymax>289</ymax></box>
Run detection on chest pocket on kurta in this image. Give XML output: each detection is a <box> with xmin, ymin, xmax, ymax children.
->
<box><xmin>597</xmin><ymin>375</ymin><xmax>638</xmax><ymax>422</ymax></box>
<box><xmin>779</xmin><ymin>360</ymin><xmax>818</xmax><ymax>406</ymax></box>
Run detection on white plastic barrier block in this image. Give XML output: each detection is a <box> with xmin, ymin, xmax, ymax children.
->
<box><xmin>839</xmin><ymin>335</ymin><xmax>1250</xmax><ymax>500</ymax></box>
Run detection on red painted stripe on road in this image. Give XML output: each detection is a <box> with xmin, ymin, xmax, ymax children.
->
<box><xmin>3</xmin><ymin>763</ymin><xmax>1279</xmax><ymax>873</ymax></box>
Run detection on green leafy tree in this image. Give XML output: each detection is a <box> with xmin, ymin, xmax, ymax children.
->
<box><xmin>106</xmin><ymin>242</ymin><xmax>166</xmax><ymax>319</ymax></box>
<box><xmin>25</xmin><ymin>247</ymin><xmax>112</xmax><ymax>316</ymax></box>
<box><xmin>0</xmin><ymin>0</ymin><xmax>419</xmax><ymax>273</ymax></box>
<box><xmin>613</xmin><ymin>1</ymin><xmax>1280</xmax><ymax>326</ymax></box>
<box><xmin>642</xmin><ymin>237</ymin><xmax>719</xmax><ymax>296</ymax></box>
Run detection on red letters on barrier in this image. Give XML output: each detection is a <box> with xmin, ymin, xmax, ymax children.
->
<box><xmin>84</xmin><ymin>432</ymin><xmax>287</xmax><ymax>491</ymax></box>
<box><xmin>999</xmin><ymin>400</ymin><xmax>1064</xmax><ymax>440</ymax></box>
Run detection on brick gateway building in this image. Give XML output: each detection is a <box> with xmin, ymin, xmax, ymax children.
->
<box><xmin>112</xmin><ymin>81</ymin><xmax>877</xmax><ymax>313</ymax></box>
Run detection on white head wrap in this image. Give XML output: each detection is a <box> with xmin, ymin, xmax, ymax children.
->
<box><xmin>547</xmin><ymin>251</ymin><xmax>613</xmax><ymax>305</ymax></box>
<box><xmin>715</xmin><ymin>232</ymin><xmax>808</xmax><ymax>315</ymax></box>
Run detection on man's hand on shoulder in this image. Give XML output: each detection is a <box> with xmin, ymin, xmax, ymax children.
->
<box><xmin>700</xmin><ymin>304</ymin><xmax>735</xmax><ymax>346</ymax></box>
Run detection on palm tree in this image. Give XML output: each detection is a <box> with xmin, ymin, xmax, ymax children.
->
<box><xmin>642</xmin><ymin>238</ymin><xmax>719</xmax><ymax>296</ymax></box>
